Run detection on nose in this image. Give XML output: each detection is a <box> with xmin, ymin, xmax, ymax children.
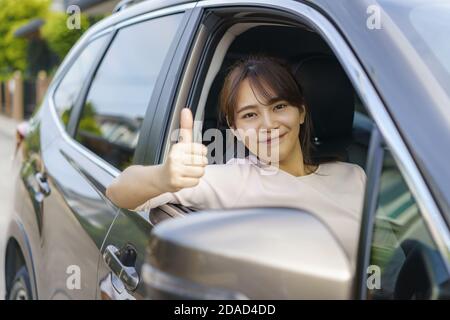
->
<box><xmin>260</xmin><ymin>109</ymin><xmax>279</xmax><ymax>131</ymax></box>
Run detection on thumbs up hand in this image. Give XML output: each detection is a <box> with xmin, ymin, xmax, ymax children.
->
<box><xmin>161</xmin><ymin>108</ymin><xmax>208</xmax><ymax>192</ymax></box>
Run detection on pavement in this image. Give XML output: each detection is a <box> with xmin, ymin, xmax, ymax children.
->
<box><xmin>0</xmin><ymin>114</ymin><xmax>19</xmax><ymax>299</ymax></box>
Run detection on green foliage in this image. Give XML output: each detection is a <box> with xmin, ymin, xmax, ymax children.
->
<box><xmin>61</xmin><ymin>107</ymin><xmax>71</xmax><ymax>127</ymax></box>
<box><xmin>77</xmin><ymin>102</ymin><xmax>102</xmax><ymax>136</ymax></box>
<box><xmin>0</xmin><ymin>1</ymin><xmax>106</xmax><ymax>80</ymax></box>
<box><xmin>78</xmin><ymin>117</ymin><xmax>102</xmax><ymax>136</ymax></box>
<box><xmin>0</xmin><ymin>0</ymin><xmax>50</xmax><ymax>80</ymax></box>
<box><xmin>41</xmin><ymin>11</ymin><xmax>90</xmax><ymax>60</ymax></box>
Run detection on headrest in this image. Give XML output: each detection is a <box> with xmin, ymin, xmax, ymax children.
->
<box><xmin>292</xmin><ymin>55</ymin><xmax>355</xmax><ymax>154</ymax></box>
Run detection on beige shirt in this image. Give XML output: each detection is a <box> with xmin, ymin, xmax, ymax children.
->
<box><xmin>136</xmin><ymin>157</ymin><xmax>367</xmax><ymax>264</ymax></box>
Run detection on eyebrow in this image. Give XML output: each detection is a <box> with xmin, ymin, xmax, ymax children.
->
<box><xmin>236</xmin><ymin>97</ymin><xmax>284</xmax><ymax>114</ymax></box>
<box><xmin>236</xmin><ymin>104</ymin><xmax>257</xmax><ymax>114</ymax></box>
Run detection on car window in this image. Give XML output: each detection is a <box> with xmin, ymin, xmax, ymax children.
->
<box><xmin>367</xmin><ymin>150</ymin><xmax>450</xmax><ymax>299</ymax></box>
<box><xmin>75</xmin><ymin>13</ymin><xmax>183</xmax><ymax>171</ymax></box>
<box><xmin>53</xmin><ymin>36</ymin><xmax>108</xmax><ymax>128</ymax></box>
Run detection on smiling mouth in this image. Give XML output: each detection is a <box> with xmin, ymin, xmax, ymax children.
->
<box><xmin>260</xmin><ymin>132</ymin><xmax>288</xmax><ymax>144</ymax></box>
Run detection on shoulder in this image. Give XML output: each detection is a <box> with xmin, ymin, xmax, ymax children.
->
<box><xmin>322</xmin><ymin>161</ymin><xmax>365</xmax><ymax>171</ymax></box>
<box><xmin>319</xmin><ymin>161</ymin><xmax>366</xmax><ymax>184</ymax></box>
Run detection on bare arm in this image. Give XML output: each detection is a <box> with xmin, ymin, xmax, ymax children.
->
<box><xmin>106</xmin><ymin>164</ymin><xmax>166</xmax><ymax>210</ymax></box>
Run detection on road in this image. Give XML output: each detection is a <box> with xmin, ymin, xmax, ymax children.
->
<box><xmin>0</xmin><ymin>115</ymin><xmax>18</xmax><ymax>300</ymax></box>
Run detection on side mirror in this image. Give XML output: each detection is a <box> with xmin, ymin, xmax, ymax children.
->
<box><xmin>14</xmin><ymin>120</ymin><xmax>29</xmax><ymax>156</ymax></box>
<box><xmin>143</xmin><ymin>207</ymin><xmax>353</xmax><ymax>299</ymax></box>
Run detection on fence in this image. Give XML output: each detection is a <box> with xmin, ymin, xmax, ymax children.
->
<box><xmin>0</xmin><ymin>70</ymin><xmax>51</xmax><ymax>121</ymax></box>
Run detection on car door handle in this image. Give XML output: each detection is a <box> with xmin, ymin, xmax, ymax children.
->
<box><xmin>35</xmin><ymin>172</ymin><xmax>51</xmax><ymax>196</ymax></box>
<box><xmin>103</xmin><ymin>245</ymin><xmax>139</xmax><ymax>292</ymax></box>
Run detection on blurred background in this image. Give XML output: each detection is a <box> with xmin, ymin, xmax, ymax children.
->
<box><xmin>0</xmin><ymin>0</ymin><xmax>121</xmax><ymax>122</ymax></box>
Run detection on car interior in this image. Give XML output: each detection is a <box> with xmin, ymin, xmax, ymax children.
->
<box><xmin>193</xmin><ymin>23</ymin><xmax>374</xmax><ymax>171</ymax></box>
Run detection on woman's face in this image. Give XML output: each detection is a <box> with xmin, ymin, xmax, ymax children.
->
<box><xmin>232</xmin><ymin>78</ymin><xmax>305</xmax><ymax>164</ymax></box>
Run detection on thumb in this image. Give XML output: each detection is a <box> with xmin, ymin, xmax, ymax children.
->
<box><xmin>179</xmin><ymin>107</ymin><xmax>193</xmax><ymax>143</ymax></box>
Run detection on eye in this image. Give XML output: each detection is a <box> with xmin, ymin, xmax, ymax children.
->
<box><xmin>242</xmin><ymin>112</ymin><xmax>257</xmax><ymax>119</ymax></box>
<box><xmin>273</xmin><ymin>103</ymin><xmax>287</xmax><ymax>111</ymax></box>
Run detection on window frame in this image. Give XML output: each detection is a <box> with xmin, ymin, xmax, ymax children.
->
<box><xmin>155</xmin><ymin>7</ymin><xmax>309</xmax><ymax>166</ymax></box>
<box><xmin>355</xmin><ymin>126</ymin><xmax>385</xmax><ymax>299</ymax></box>
<box><xmin>47</xmin><ymin>2</ymin><xmax>197</xmax><ymax>178</ymax></box>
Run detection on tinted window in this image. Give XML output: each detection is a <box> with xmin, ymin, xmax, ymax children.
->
<box><xmin>54</xmin><ymin>36</ymin><xmax>107</xmax><ymax>128</ymax></box>
<box><xmin>367</xmin><ymin>150</ymin><xmax>450</xmax><ymax>299</ymax></box>
<box><xmin>75</xmin><ymin>14</ymin><xmax>182</xmax><ymax>170</ymax></box>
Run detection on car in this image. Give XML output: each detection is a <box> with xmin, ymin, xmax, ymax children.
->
<box><xmin>4</xmin><ymin>0</ymin><xmax>450</xmax><ymax>300</ymax></box>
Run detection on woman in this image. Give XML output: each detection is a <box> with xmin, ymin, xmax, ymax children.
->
<box><xmin>106</xmin><ymin>55</ymin><xmax>366</xmax><ymax>263</ymax></box>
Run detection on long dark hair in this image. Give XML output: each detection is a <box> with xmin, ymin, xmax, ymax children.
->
<box><xmin>219</xmin><ymin>55</ymin><xmax>318</xmax><ymax>166</ymax></box>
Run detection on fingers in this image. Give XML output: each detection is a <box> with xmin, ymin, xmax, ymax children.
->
<box><xmin>181</xmin><ymin>165</ymin><xmax>205</xmax><ymax>178</ymax></box>
<box><xmin>177</xmin><ymin>142</ymin><xmax>208</xmax><ymax>156</ymax></box>
<box><xmin>169</xmin><ymin>143</ymin><xmax>207</xmax><ymax>166</ymax></box>
<box><xmin>182</xmin><ymin>154</ymin><xmax>208</xmax><ymax>166</ymax></box>
<box><xmin>179</xmin><ymin>107</ymin><xmax>193</xmax><ymax>143</ymax></box>
<box><xmin>166</xmin><ymin>164</ymin><xmax>204</xmax><ymax>191</ymax></box>
<box><xmin>178</xmin><ymin>177</ymin><xmax>201</xmax><ymax>188</ymax></box>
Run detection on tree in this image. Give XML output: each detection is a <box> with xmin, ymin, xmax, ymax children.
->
<box><xmin>0</xmin><ymin>0</ymin><xmax>50</xmax><ymax>80</ymax></box>
<box><xmin>41</xmin><ymin>11</ymin><xmax>90</xmax><ymax>61</ymax></box>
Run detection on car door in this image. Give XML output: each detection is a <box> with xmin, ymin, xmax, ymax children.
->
<box><xmin>356</xmin><ymin>129</ymin><xmax>450</xmax><ymax>299</ymax></box>
<box><xmin>38</xmin><ymin>31</ymin><xmax>126</xmax><ymax>299</ymax></box>
<box><xmin>96</xmin><ymin>4</ymin><xmax>202</xmax><ymax>300</ymax></box>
